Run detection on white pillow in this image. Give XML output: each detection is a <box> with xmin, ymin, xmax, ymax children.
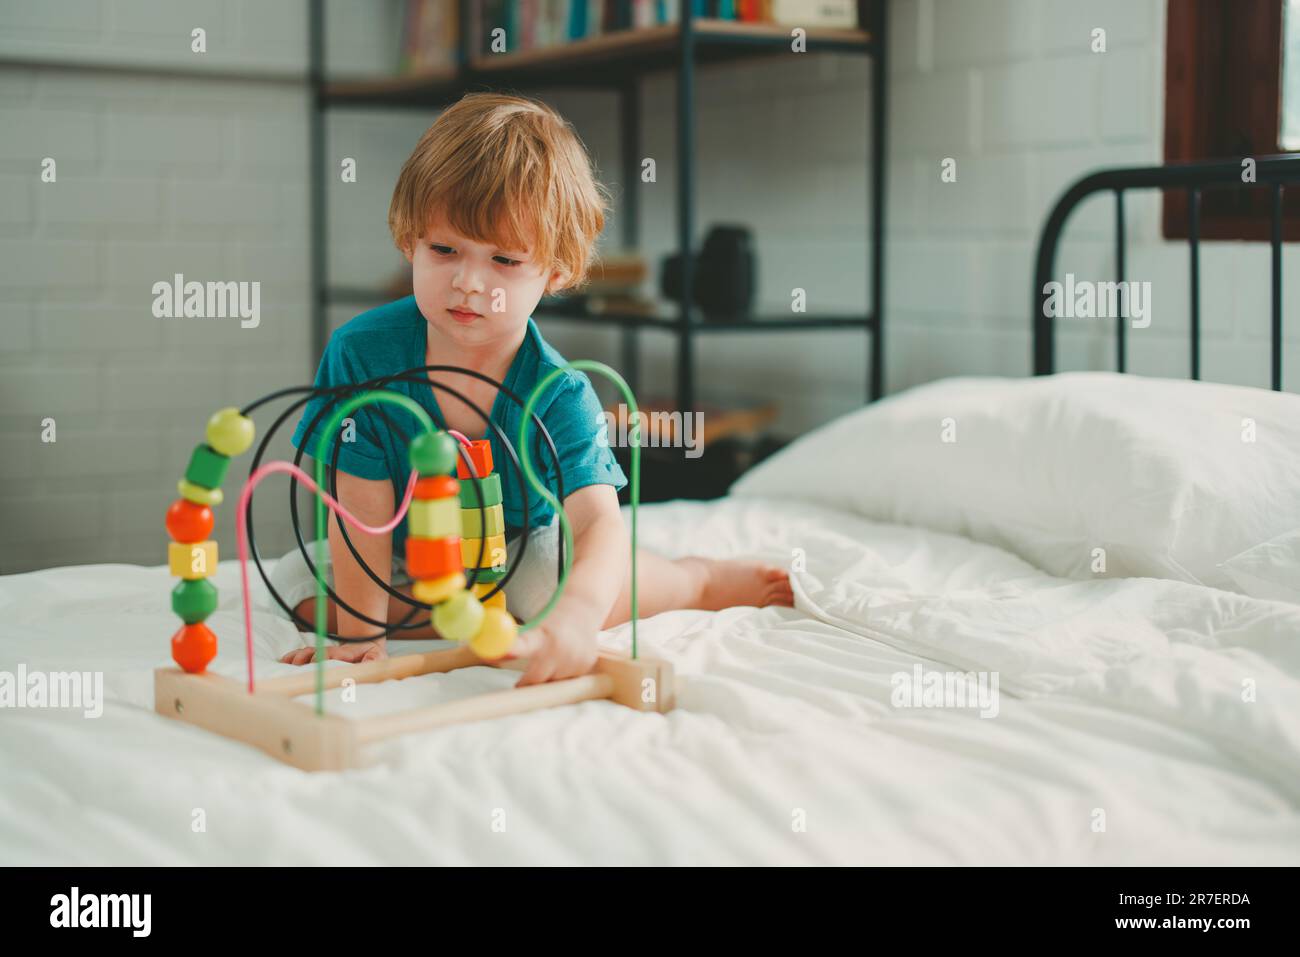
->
<box><xmin>731</xmin><ymin>372</ymin><xmax>1300</xmax><ymax>590</ymax></box>
<box><xmin>1220</xmin><ymin>528</ymin><xmax>1300</xmax><ymax>604</ymax></box>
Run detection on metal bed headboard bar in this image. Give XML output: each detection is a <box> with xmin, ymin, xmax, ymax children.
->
<box><xmin>1032</xmin><ymin>154</ymin><xmax>1300</xmax><ymax>390</ymax></box>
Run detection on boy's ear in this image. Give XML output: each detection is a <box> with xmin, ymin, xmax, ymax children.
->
<box><xmin>401</xmin><ymin>242</ymin><xmax>415</xmax><ymax>265</ymax></box>
<box><xmin>545</xmin><ymin>268</ymin><xmax>571</xmax><ymax>296</ymax></box>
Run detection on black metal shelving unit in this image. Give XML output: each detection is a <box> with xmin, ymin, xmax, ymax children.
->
<box><xmin>308</xmin><ymin>0</ymin><xmax>887</xmax><ymax>414</ymax></box>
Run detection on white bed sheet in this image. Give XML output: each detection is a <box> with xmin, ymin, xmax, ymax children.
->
<box><xmin>1</xmin><ymin>497</ymin><xmax>1298</xmax><ymax>865</ymax></box>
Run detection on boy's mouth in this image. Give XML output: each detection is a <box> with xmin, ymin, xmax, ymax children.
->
<box><xmin>448</xmin><ymin>307</ymin><xmax>481</xmax><ymax>323</ymax></box>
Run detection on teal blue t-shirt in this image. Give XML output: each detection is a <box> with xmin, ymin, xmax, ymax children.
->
<box><xmin>290</xmin><ymin>296</ymin><xmax>627</xmax><ymax>555</ymax></box>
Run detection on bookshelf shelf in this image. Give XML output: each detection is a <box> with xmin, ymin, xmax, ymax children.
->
<box><xmin>308</xmin><ymin>0</ymin><xmax>887</xmax><ymax>415</ymax></box>
<box><xmin>326</xmin><ymin>287</ymin><xmax>874</xmax><ymax>333</ymax></box>
<box><xmin>323</xmin><ymin>20</ymin><xmax>873</xmax><ymax>107</ymax></box>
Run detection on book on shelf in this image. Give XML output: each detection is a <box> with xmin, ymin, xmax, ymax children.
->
<box><xmin>398</xmin><ymin>0</ymin><xmax>460</xmax><ymax>73</ymax></box>
<box><xmin>442</xmin><ymin>1</ymin><xmax>861</xmax><ymax>59</ymax></box>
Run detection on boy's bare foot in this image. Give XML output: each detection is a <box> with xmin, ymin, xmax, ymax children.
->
<box><xmin>683</xmin><ymin>557</ymin><xmax>795</xmax><ymax>611</ymax></box>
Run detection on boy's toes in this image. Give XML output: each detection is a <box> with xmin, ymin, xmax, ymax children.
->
<box><xmin>758</xmin><ymin>565</ymin><xmax>794</xmax><ymax>607</ymax></box>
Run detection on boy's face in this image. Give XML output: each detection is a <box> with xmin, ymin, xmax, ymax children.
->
<box><xmin>403</xmin><ymin>211</ymin><xmax>568</xmax><ymax>351</ymax></box>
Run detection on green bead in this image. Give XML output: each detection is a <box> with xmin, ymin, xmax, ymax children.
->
<box><xmin>457</xmin><ymin>471</ymin><xmax>502</xmax><ymax>508</ymax></box>
<box><xmin>432</xmin><ymin>589</ymin><xmax>485</xmax><ymax>643</ymax></box>
<box><xmin>465</xmin><ymin>561</ymin><xmax>507</xmax><ymax>583</ymax></box>
<box><xmin>206</xmin><ymin>407</ymin><xmax>255</xmax><ymax>457</ymax></box>
<box><xmin>172</xmin><ymin>578</ymin><xmax>218</xmax><ymax>624</ymax></box>
<box><xmin>184</xmin><ymin>443</ymin><xmax>230</xmax><ymax>490</ymax></box>
<box><xmin>409</xmin><ymin>431</ymin><xmax>459</xmax><ymax>477</ymax></box>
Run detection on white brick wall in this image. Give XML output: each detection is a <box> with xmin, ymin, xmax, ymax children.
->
<box><xmin>884</xmin><ymin>0</ymin><xmax>1298</xmax><ymax>396</ymax></box>
<box><xmin>2</xmin><ymin>0</ymin><xmax>1294</xmax><ymax>574</ymax></box>
<box><xmin>0</xmin><ymin>0</ymin><xmax>339</xmax><ymax>574</ymax></box>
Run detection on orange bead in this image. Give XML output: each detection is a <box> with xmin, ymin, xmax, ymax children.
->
<box><xmin>455</xmin><ymin>439</ymin><xmax>494</xmax><ymax>480</ymax></box>
<box><xmin>405</xmin><ymin>535</ymin><xmax>463</xmax><ymax>580</ymax></box>
<box><xmin>171</xmin><ymin>622</ymin><xmax>217</xmax><ymax>674</ymax></box>
<box><xmin>165</xmin><ymin>498</ymin><xmax>214</xmax><ymax>543</ymax></box>
<box><xmin>414</xmin><ymin>474</ymin><xmax>460</xmax><ymax>500</ymax></box>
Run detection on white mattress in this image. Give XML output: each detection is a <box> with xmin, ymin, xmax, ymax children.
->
<box><xmin>2</xmin><ymin>497</ymin><xmax>1298</xmax><ymax>865</ymax></box>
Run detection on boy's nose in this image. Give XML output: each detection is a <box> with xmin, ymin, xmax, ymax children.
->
<box><xmin>452</xmin><ymin>267</ymin><xmax>485</xmax><ymax>295</ymax></box>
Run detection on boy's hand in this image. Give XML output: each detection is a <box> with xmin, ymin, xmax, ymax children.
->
<box><xmin>279</xmin><ymin>638</ymin><xmax>387</xmax><ymax>666</ymax></box>
<box><xmin>508</xmin><ymin>603</ymin><xmax>601</xmax><ymax>687</ymax></box>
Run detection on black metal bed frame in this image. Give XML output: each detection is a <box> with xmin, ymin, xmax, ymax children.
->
<box><xmin>1032</xmin><ymin>154</ymin><xmax>1300</xmax><ymax>390</ymax></box>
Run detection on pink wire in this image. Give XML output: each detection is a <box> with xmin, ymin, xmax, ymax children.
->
<box><xmin>235</xmin><ymin>463</ymin><xmax>419</xmax><ymax>693</ymax></box>
<box><xmin>447</xmin><ymin>429</ymin><xmax>472</xmax><ymax>446</ymax></box>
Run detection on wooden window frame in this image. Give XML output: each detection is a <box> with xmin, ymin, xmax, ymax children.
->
<box><xmin>1164</xmin><ymin>0</ymin><xmax>1300</xmax><ymax>240</ymax></box>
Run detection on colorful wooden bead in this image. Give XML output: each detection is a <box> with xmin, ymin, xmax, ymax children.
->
<box><xmin>183</xmin><ymin>443</ymin><xmax>230</xmax><ymax>490</ymax></box>
<box><xmin>457</xmin><ymin>471</ymin><xmax>502</xmax><ymax>508</ymax></box>
<box><xmin>461</xmin><ymin>533</ymin><xmax>506</xmax><ymax>568</ymax></box>
<box><xmin>171</xmin><ymin>621</ymin><xmax>217</xmax><ymax>674</ymax></box>
<box><xmin>472</xmin><ymin>580</ymin><xmax>507</xmax><ymax>610</ymax></box>
<box><xmin>171</xmin><ymin>578</ymin><xmax>218</xmax><ymax>624</ymax></box>
<box><xmin>168</xmin><ymin>540</ymin><xmax>218</xmax><ymax>579</ymax></box>
<box><xmin>432</xmin><ymin>589</ymin><xmax>485</xmax><ymax>643</ymax></box>
<box><xmin>408</xmin><ymin>497</ymin><xmax>461</xmax><ymax>539</ymax></box>
<box><xmin>460</xmin><ymin>503</ymin><xmax>505</xmax><ymax>538</ymax></box>
<box><xmin>412</xmin><ymin>572</ymin><xmax>466</xmax><ymax>605</ymax></box>
<box><xmin>205</xmin><ymin>407</ymin><xmax>255</xmax><ymax>457</ymax></box>
<box><xmin>178</xmin><ymin>477</ymin><xmax>223</xmax><ymax>507</ymax></box>
<box><xmin>404</xmin><ymin>535</ymin><xmax>462</xmax><ymax>580</ymax></box>
<box><xmin>415</xmin><ymin>474</ymin><xmax>459</xmax><ymax>500</ymax></box>
<box><xmin>454</xmin><ymin>439</ymin><xmax>494</xmax><ymax>480</ymax></box>
<box><xmin>469</xmin><ymin>606</ymin><xmax>517</xmax><ymax>660</ymax></box>
<box><xmin>409</xmin><ymin>431</ymin><xmax>459</xmax><ymax>476</ymax></box>
<box><xmin>165</xmin><ymin>498</ymin><xmax>214</xmax><ymax>543</ymax></box>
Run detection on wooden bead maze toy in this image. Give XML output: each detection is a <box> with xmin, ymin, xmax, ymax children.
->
<box><xmin>154</xmin><ymin>362</ymin><xmax>671</xmax><ymax>770</ymax></box>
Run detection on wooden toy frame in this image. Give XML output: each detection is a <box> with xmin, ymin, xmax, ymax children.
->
<box><xmin>155</xmin><ymin>646</ymin><xmax>675</xmax><ymax>771</ymax></box>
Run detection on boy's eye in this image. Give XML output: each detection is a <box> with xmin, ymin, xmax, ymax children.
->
<box><xmin>429</xmin><ymin>244</ymin><xmax>520</xmax><ymax>267</ymax></box>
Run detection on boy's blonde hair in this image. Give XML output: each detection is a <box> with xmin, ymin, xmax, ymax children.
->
<box><xmin>388</xmin><ymin>92</ymin><xmax>612</xmax><ymax>296</ymax></box>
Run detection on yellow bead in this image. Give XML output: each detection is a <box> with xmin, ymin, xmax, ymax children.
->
<box><xmin>460</xmin><ymin>503</ymin><xmax>505</xmax><ymax>538</ymax></box>
<box><xmin>412</xmin><ymin>572</ymin><xmax>466</xmax><ymax>605</ymax></box>
<box><xmin>408</xmin><ymin>497</ymin><xmax>461</xmax><ymax>539</ymax></box>
<box><xmin>472</xmin><ymin>580</ymin><xmax>507</xmax><ymax>610</ymax></box>
<box><xmin>168</xmin><ymin>540</ymin><xmax>218</xmax><ymax>579</ymax></box>
<box><xmin>205</xmin><ymin>407</ymin><xmax>256</xmax><ymax>457</ymax></box>
<box><xmin>432</xmin><ymin>589</ymin><xmax>485</xmax><ymax>643</ymax></box>
<box><xmin>469</xmin><ymin>606</ymin><xmax>517</xmax><ymax>660</ymax></box>
<box><xmin>178</xmin><ymin>477</ymin><xmax>223</xmax><ymax>507</ymax></box>
<box><xmin>461</xmin><ymin>533</ymin><xmax>506</xmax><ymax>568</ymax></box>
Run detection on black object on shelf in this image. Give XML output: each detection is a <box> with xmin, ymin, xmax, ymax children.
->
<box><xmin>307</xmin><ymin>0</ymin><xmax>888</xmax><ymax>414</ymax></box>
<box><xmin>612</xmin><ymin>432</ymin><xmax>793</xmax><ymax>505</ymax></box>
<box><xmin>660</xmin><ymin>224</ymin><xmax>756</xmax><ymax>322</ymax></box>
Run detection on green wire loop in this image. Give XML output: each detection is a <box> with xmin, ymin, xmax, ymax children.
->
<box><xmin>516</xmin><ymin>361</ymin><xmax>640</xmax><ymax>659</ymax></box>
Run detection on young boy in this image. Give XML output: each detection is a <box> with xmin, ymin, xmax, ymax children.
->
<box><xmin>274</xmin><ymin>92</ymin><xmax>792</xmax><ymax>686</ymax></box>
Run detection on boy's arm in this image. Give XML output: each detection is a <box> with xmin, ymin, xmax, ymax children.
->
<box><xmin>512</xmin><ymin>483</ymin><xmax>626</xmax><ymax>685</ymax></box>
<box><xmin>548</xmin><ymin>483</ymin><xmax>627</xmax><ymax>628</ymax></box>
<box><xmin>329</xmin><ymin>470</ymin><xmax>396</xmax><ymax>644</ymax></box>
<box><xmin>289</xmin><ymin>469</ymin><xmax>398</xmax><ymax>663</ymax></box>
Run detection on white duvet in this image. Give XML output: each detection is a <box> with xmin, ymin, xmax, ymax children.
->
<box><xmin>2</xmin><ymin>496</ymin><xmax>1298</xmax><ymax>866</ymax></box>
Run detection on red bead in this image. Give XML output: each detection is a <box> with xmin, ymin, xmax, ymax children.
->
<box><xmin>455</xmin><ymin>439</ymin><xmax>494</xmax><ymax>480</ymax></box>
<box><xmin>414</xmin><ymin>474</ymin><xmax>459</xmax><ymax>500</ymax></box>
<box><xmin>171</xmin><ymin>622</ymin><xmax>217</xmax><ymax>674</ymax></box>
<box><xmin>405</xmin><ymin>536</ymin><xmax>463</xmax><ymax>579</ymax></box>
<box><xmin>166</xmin><ymin>498</ymin><xmax>214</xmax><ymax>543</ymax></box>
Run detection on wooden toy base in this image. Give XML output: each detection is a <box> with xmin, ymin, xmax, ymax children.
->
<box><xmin>154</xmin><ymin>645</ymin><xmax>675</xmax><ymax>771</ymax></box>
